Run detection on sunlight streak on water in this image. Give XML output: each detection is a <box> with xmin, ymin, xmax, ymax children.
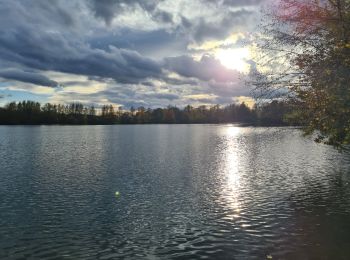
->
<box><xmin>220</xmin><ymin>126</ymin><xmax>242</xmax><ymax>217</ymax></box>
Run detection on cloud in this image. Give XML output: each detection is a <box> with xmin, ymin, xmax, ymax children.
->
<box><xmin>164</xmin><ymin>54</ymin><xmax>240</xmax><ymax>82</ymax></box>
<box><xmin>153</xmin><ymin>10</ymin><xmax>173</xmax><ymax>24</ymax></box>
<box><xmin>185</xmin><ymin>94</ymin><xmax>218</xmax><ymax>103</ymax></box>
<box><xmin>90</xmin><ymin>0</ymin><xmax>120</xmax><ymax>25</ymax></box>
<box><xmin>0</xmin><ymin>93</ymin><xmax>12</xmax><ymax>99</ymax></box>
<box><xmin>223</xmin><ymin>0</ymin><xmax>265</xmax><ymax>6</ymax></box>
<box><xmin>0</xmin><ymin>69</ymin><xmax>58</xmax><ymax>87</ymax></box>
<box><xmin>0</xmin><ymin>0</ymin><xmax>257</xmax><ymax>84</ymax></box>
<box><xmin>0</xmin><ymin>1</ymin><xmax>163</xmax><ymax>85</ymax></box>
<box><xmin>143</xmin><ymin>93</ymin><xmax>179</xmax><ymax>100</ymax></box>
<box><xmin>88</xmin><ymin>0</ymin><xmax>261</xmax><ymax>44</ymax></box>
<box><xmin>0</xmin><ymin>0</ymin><xmax>264</xmax><ymax>106</ymax></box>
<box><xmin>0</xmin><ymin>27</ymin><xmax>162</xmax><ymax>83</ymax></box>
<box><xmin>208</xmin><ymin>80</ymin><xmax>252</xmax><ymax>97</ymax></box>
<box><xmin>35</xmin><ymin>1</ymin><xmax>76</xmax><ymax>27</ymax></box>
<box><xmin>187</xmin><ymin>9</ymin><xmax>254</xmax><ymax>43</ymax></box>
<box><xmin>89</xmin><ymin>0</ymin><xmax>171</xmax><ymax>25</ymax></box>
<box><xmin>204</xmin><ymin>0</ymin><xmax>265</xmax><ymax>7</ymax></box>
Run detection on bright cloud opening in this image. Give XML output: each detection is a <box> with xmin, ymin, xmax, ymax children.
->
<box><xmin>216</xmin><ymin>48</ymin><xmax>251</xmax><ymax>73</ymax></box>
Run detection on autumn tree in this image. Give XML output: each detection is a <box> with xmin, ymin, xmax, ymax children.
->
<box><xmin>254</xmin><ymin>0</ymin><xmax>350</xmax><ymax>148</ymax></box>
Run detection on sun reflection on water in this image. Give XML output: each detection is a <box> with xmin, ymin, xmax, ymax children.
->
<box><xmin>218</xmin><ymin>126</ymin><xmax>244</xmax><ymax>219</ymax></box>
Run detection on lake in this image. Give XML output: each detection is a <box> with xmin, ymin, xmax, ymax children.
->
<box><xmin>0</xmin><ymin>125</ymin><xmax>349</xmax><ymax>259</ymax></box>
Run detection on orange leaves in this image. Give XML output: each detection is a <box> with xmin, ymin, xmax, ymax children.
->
<box><xmin>275</xmin><ymin>0</ymin><xmax>341</xmax><ymax>35</ymax></box>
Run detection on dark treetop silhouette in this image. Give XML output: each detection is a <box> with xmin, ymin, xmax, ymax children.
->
<box><xmin>0</xmin><ymin>100</ymin><xmax>293</xmax><ymax>126</ymax></box>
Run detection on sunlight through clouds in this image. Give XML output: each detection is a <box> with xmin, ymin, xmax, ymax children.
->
<box><xmin>216</xmin><ymin>48</ymin><xmax>251</xmax><ymax>73</ymax></box>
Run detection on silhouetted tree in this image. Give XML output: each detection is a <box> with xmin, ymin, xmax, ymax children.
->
<box><xmin>0</xmin><ymin>100</ymin><xmax>295</xmax><ymax>126</ymax></box>
<box><xmin>254</xmin><ymin>0</ymin><xmax>350</xmax><ymax>148</ymax></box>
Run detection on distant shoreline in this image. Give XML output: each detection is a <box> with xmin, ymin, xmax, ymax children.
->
<box><xmin>0</xmin><ymin>100</ymin><xmax>298</xmax><ymax>126</ymax></box>
<box><xmin>0</xmin><ymin>123</ymin><xmax>299</xmax><ymax>127</ymax></box>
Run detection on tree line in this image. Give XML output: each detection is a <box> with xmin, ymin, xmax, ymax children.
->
<box><xmin>0</xmin><ymin>100</ymin><xmax>295</xmax><ymax>126</ymax></box>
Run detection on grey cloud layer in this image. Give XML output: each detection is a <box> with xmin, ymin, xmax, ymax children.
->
<box><xmin>206</xmin><ymin>0</ymin><xmax>265</xmax><ymax>7</ymax></box>
<box><xmin>164</xmin><ymin>55</ymin><xmax>240</xmax><ymax>82</ymax></box>
<box><xmin>0</xmin><ymin>26</ymin><xmax>162</xmax><ymax>84</ymax></box>
<box><xmin>0</xmin><ymin>0</ymin><xmax>263</xmax><ymax>106</ymax></box>
<box><xmin>0</xmin><ymin>69</ymin><xmax>58</xmax><ymax>87</ymax></box>
<box><xmin>90</xmin><ymin>0</ymin><xmax>172</xmax><ymax>25</ymax></box>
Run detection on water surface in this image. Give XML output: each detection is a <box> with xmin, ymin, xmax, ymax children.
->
<box><xmin>0</xmin><ymin>125</ymin><xmax>349</xmax><ymax>259</ymax></box>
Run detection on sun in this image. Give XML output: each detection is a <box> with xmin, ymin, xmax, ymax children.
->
<box><xmin>216</xmin><ymin>48</ymin><xmax>251</xmax><ymax>73</ymax></box>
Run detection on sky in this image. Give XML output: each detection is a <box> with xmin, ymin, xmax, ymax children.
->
<box><xmin>0</xmin><ymin>0</ymin><xmax>268</xmax><ymax>108</ymax></box>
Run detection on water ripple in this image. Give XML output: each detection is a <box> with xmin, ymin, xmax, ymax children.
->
<box><xmin>0</xmin><ymin>125</ymin><xmax>350</xmax><ymax>259</ymax></box>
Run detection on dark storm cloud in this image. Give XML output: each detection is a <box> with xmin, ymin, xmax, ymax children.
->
<box><xmin>90</xmin><ymin>0</ymin><xmax>120</xmax><ymax>25</ymax></box>
<box><xmin>35</xmin><ymin>1</ymin><xmax>76</xmax><ymax>27</ymax></box>
<box><xmin>90</xmin><ymin>0</ymin><xmax>171</xmax><ymax>25</ymax></box>
<box><xmin>0</xmin><ymin>27</ymin><xmax>162</xmax><ymax>83</ymax></box>
<box><xmin>153</xmin><ymin>10</ymin><xmax>173</xmax><ymax>24</ymax></box>
<box><xmin>89</xmin><ymin>0</ymin><xmax>263</xmax><ymax>26</ymax></box>
<box><xmin>0</xmin><ymin>0</ymin><xmax>162</xmax><ymax>84</ymax></box>
<box><xmin>0</xmin><ymin>0</ymin><xmax>78</xmax><ymax>30</ymax></box>
<box><xmin>0</xmin><ymin>69</ymin><xmax>58</xmax><ymax>87</ymax></box>
<box><xmin>87</xmin><ymin>29</ymin><xmax>187</xmax><ymax>58</ymax></box>
<box><xmin>89</xmin><ymin>0</ymin><xmax>260</xmax><ymax>44</ymax></box>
